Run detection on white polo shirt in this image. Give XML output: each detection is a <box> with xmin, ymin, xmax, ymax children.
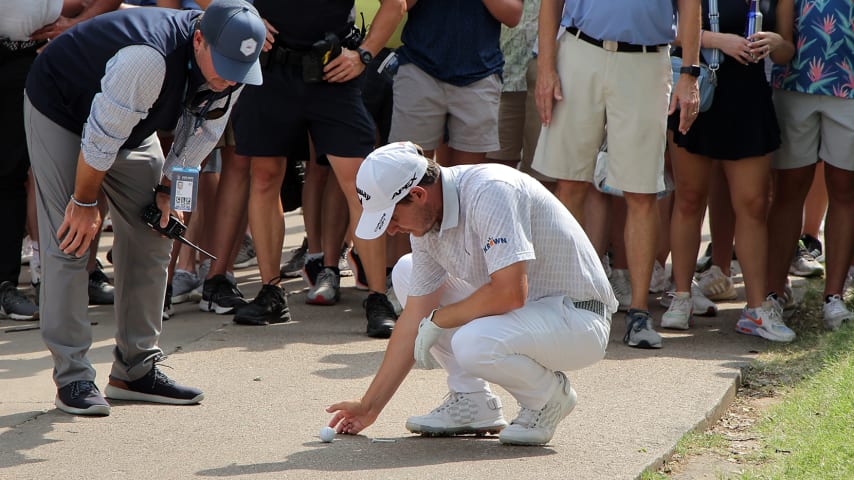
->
<box><xmin>0</xmin><ymin>0</ymin><xmax>62</xmax><ymax>41</ymax></box>
<box><xmin>408</xmin><ymin>164</ymin><xmax>618</xmax><ymax>313</ymax></box>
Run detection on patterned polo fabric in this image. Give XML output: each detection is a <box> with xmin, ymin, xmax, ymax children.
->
<box><xmin>499</xmin><ymin>0</ymin><xmax>540</xmax><ymax>92</ymax></box>
<box><xmin>408</xmin><ymin>164</ymin><xmax>618</xmax><ymax>313</ymax></box>
<box><xmin>771</xmin><ymin>0</ymin><xmax>854</xmax><ymax>99</ymax></box>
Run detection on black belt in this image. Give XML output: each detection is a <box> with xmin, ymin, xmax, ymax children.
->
<box><xmin>263</xmin><ymin>45</ymin><xmax>308</xmax><ymax>66</ymax></box>
<box><xmin>566</xmin><ymin>26</ymin><xmax>665</xmax><ymax>53</ymax></box>
<box><xmin>573</xmin><ymin>299</ymin><xmax>609</xmax><ymax>319</ymax></box>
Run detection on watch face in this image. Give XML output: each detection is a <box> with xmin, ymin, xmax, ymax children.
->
<box><xmin>360</xmin><ymin>50</ymin><xmax>373</xmax><ymax>65</ymax></box>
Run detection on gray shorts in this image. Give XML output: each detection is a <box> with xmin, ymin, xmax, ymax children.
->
<box><xmin>389</xmin><ymin>63</ymin><xmax>500</xmax><ymax>152</ymax></box>
<box><xmin>773</xmin><ymin>90</ymin><xmax>854</xmax><ymax>171</ymax></box>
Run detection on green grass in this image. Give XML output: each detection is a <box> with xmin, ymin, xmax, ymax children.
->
<box><xmin>738</xmin><ymin>324</ymin><xmax>854</xmax><ymax>480</ymax></box>
<box><xmin>646</xmin><ymin>284</ymin><xmax>854</xmax><ymax>480</ymax></box>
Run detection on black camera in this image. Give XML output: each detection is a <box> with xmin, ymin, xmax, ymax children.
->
<box><xmin>141</xmin><ymin>202</ymin><xmax>217</xmax><ymax>259</ymax></box>
<box><xmin>141</xmin><ymin>203</ymin><xmax>187</xmax><ymax>239</ymax></box>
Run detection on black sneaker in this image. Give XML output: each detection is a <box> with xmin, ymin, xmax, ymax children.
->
<box><xmin>800</xmin><ymin>233</ymin><xmax>823</xmax><ymax>260</ymax></box>
<box><xmin>348</xmin><ymin>248</ymin><xmax>369</xmax><ymax>291</ymax></box>
<box><xmin>0</xmin><ymin>281</ymin><xmax>39</xmax><ymax>320</ymax></box>
<box><xmin>302</xmin><ymin>255</ymin><xmax>323</xmax><ymax>287</ymax></box>
<box><xmin>199</xmin><ymin>274</ymin><xmax>249</xmax><ymax>314</ymax></box>
<box><xmin>56</xmin><ymin>380</ymin><xmax>111</xmax><ymax>416</ymax></box>
<box><xmin>233</xmin><ymin>282</ymin><xmax>291</xmax><ymax>325</ymax></box>
<box><xmin>163</xmin><ymin>284</ymin><xmax>173</xmax><ymax>321</ymax></box>
<box><xmin>105</xmin><ymin>363</ymin><xmax>204</xmax><ymax>405</ymax></box>
<box><xmin>88</xmin><ymin>267</ymin><xmax>115</xmax><ymax>305</ymax></box>
<box><xmin>364</xmin><ymin>292</ymin><xmax>397</xmax><ymax>338</ymax></box>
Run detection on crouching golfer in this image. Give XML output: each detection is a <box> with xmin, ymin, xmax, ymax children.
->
<box><xmin>326</xmin><ymin>141</ymin><xmax>616</xmax><ymax>445</ymax></box>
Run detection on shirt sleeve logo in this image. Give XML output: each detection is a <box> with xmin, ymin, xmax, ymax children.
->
<box><xmin>482</xmin><ymin>236</ymin><xmax>508</xmax><ymax>252</ymax></box>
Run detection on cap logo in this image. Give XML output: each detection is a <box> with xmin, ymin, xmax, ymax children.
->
<box><xmin>374</xmin><ymin>213</ymin><xmax>388</xmax><ymax>232</ymax></box>
<box><xmin>357</xmin><ymin>186</ymin><xmax>371</xmax><ymax>204</ymax></box>
<box><xmin>391</xmin><ymin>173</ymin><xmax>418</xmax><ymax>200</ymax></box>
<box><xmin>240</xmin><ymin>38</ymin><xmax>258</xmax><ymax>57</ymax></box>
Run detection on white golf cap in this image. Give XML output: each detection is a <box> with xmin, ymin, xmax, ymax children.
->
<box><xmin>355</xmin><ymin>142</ymin><xmax>428</xmax><ymax>240</ymax></box>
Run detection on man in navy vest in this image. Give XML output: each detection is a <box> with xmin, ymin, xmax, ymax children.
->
<box><xmin>24</xmin><ymin>0</ymin><xmax>265</xmax><ymax>416</ymax></box>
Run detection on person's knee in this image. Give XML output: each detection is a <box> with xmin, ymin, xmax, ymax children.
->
<box><xmin>772</xmin><ymin>168</ymin><xmax>813</xmax><ymax>206</ymax></box>
<box><xmin>451</xmin><ymin>327</ymin><xmax>498</xmax><ymax>375</ymax></box>
<box><xmin>826</xmin><ymin>172</ymin><xmax>854</xmax><ymax>205</ymax></box>
<box><xmin>391</xmin><ymin>254</ymin><xmax>413</xmax><ymax>305</ymax></box>
<box><xmin>673</xmin><ymin>188</ymin><xmax>706</xmax><ymax>217</ymax></box>
<box><xmin>736</xmin><ymin>192</ymin><xmax>769</xmax><ymax>221</ymax></box>
<box><xmin>250</xmin><ymin>159</ymin><xmax>286</xmax><ymax>193</ymax></box>
<box><xmin>623</xmin><ymin>192</ymin><xmax>658</xmax><ymax>215</ymax></box>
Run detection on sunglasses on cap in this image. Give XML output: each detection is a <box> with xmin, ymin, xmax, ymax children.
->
<box><xmin>185</xmin><ymin>88</ymin><xmax>233</xmax><ymax>131</ymax></box>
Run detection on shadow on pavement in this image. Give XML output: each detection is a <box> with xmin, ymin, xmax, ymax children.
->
<box><xmin>197</xmin><ymin>434</ymin><xmax>557</xmax><ymax>476</ymax></box>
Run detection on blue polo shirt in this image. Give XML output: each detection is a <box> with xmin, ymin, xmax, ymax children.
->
<box><xmin>561</xmin><ymin>0</ymin><xmax>678</xmax><ymax>45</ymax></box>
<box><xmin>397</xmin><ymin>0</ymin><xmax>503</xmax><ymax>86</ymax></box>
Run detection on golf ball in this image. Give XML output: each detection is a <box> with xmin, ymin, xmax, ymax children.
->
<box><xmin>320</xmin><ymin>426</ymin><xmax>336</xmax><ymax>442</ymax></box>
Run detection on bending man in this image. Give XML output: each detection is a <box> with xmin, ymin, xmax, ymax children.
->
<box><xmin>327</xmin><ymin>141</ymin><xmax>616</xmax><ymax>445</ymax></box>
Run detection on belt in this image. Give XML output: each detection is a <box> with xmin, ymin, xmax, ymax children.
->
<box><xmin>264</xmin><ymin>46</ymin><xmax>308</xmax><ymax>66</ymax></box>
<box><xmin>573</xmin><ymin>299</ymin><xmax>609</xmax><ymax>319</ymax></box>
<box><xmin>566</xmin><ymin>26</ymin><xmax>665</xmax><ymax>53</ymax></box>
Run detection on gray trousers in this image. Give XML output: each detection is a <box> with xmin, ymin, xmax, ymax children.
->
<box><xmin>24</xmin><ymin>95</ymin><xmax>172</xmax><ymax>388</ymax></box>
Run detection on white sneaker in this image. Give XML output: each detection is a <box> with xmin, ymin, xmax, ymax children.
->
<box><xmin>21</xmin><ymin>236</ymin><xmax>34</xmax><ymax>265</ymax></box>
<box><xmin>844</xmin><ymin>267</ymin><xmax>854</xmax><ymax>296</ymax></box>
<box><xmin>823</xmin><ymin>295</ymin><xmax>853</xmax><ymax>331</ymax></box>
<box><xmin>735</xmin><ymin>300</ymin><xmax>796</xmax><ymax>343</ymax></box>
<box><xmin>691</xmin><ymin>281</ymin><xmax>718</xmax><ymax>316</ymax></box>
<box><xmin>695</xmin><ymin>265</ymin><xmax>737</xmax><ymax>301</ymax></box>
<box><xmin>405</xmin><ymin>391</ymin><xmax>507</xmax><ymax>436</ymax></box>
<box><xmin>661</xmin><ymin>292</ymin><xmax>692</xmax><ymax>330</ymax></box>
<box><xmin>649</xmin><ymin>260</ymin><xmax>669</xmax><ymax>293</ymax></box>
<box><xmin>171</xmin><ymin>270</ymin><xmax>202</xmax><ymax>304</ymax></box>
<box><xmin>610</xmin><ymin>269</ymin><xmax>632</xmax><ymax>311</ymax></box>
<box><xmin>659</xmin><ymin>281</ymin><xmax>717</xmax><ymax>316</ymax></box>
<box><xmin>788</xmin><ymin>241</ymin><xmax>824</xmax><ymax>277</ymax></box>
<box><xmin>500</xmin><ymin>372</ymin><xmax>577</xmax><ymax>446</ymax></box>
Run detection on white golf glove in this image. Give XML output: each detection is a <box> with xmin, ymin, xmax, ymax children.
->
<box><xmin>414</xmin><ymin>309</ymin><xmax>443</xmax><ymax>369</ymax></box>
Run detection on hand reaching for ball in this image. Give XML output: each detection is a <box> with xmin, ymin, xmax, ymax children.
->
<box><xmin>326</xmin><ymin>399</ymin><xmax>377</xmax><ymax>435</ymax></box>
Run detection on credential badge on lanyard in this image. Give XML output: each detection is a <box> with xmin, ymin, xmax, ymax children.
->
<box><xmin>170</xmin><ymin>166</ymin><xmax>199</xmax><ymax>212</ymax></box>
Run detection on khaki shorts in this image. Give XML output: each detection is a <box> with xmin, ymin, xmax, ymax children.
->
<box><xmin>532</xmin><ymin>33</ymin><xmax>671</xmax><ymax>194</ymax></box>
<box><xmin>389</xmin><ymin>63</ymin><xmax>500</xmax><ymax>152</ymax></box>
<box><xmin>214</xmin><ymin>120</ymin><xmax>236</xmax><ymax>149</ymax></box>
<box><xmin>773</xmin><ymin>89</ymin><xmax>854</xmax><ymax>171</ymax></box>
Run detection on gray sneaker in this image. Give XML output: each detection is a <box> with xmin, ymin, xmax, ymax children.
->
<box><xmin>233</xmin><ymin>234</ymin><xmax>257</xmax><ymax>269</ymax></box>
<box><xmin>280</xmin><ymin>237</ymin><xmax>308</xmax><ymax>278</ymax></box>
<box><xmin>0</xmin><ymin>281</ymin><xmax>39</xmax><ymax>321</ymax></box>
<box><xmin>499</xmin><ymin>371</ymin><xmax>577</xmax><ymax>445</ymax></box>
<box><xmin>623</xmin><ymin>309</ymin><xmax>662</xmax><ymax>349</ymax></box>
<box><xmin>405</xmin><ymin>391</ymin><xmax>507</xmax><ymax>436</ymax></box>
<box><xmin>171</xmin><ymin>270</ymin><xmax>201</xmax><ymax>304</ymax></box>
<box><xmin>306</xmin><ymin>267</ymin><xmax>341</xmax><ymax>305</ymax></box>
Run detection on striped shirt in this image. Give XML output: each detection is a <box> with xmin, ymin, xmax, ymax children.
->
<box><xmin>81</xmin><ymin>44</ymin><xmax>239</xmax><ymax>179</ymax></box>
<box><xmin>408</xmin><ymin>164</ymin><xmax>618</xmax><ymax>313</ymax></box>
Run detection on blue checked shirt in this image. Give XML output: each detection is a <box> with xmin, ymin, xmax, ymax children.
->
<box><xmin>81</xmin><ymin>44</ymin><xmax>240</xmax><ymax>180</ymax></box>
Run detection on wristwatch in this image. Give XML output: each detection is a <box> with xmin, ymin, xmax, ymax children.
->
<box><xmin>357</xmin><ymin>47</ymin><xmax>373</xmax><ymax>66</ymax></box>
<box><xmin>679</xmin><ymin>65</ymin><xmax>702</xmax><ymax>77</ymax></box>
<box><xmin>154</xmin><ymin>184</ymin><xmax>171</xmax><ymax>195</ymax></box>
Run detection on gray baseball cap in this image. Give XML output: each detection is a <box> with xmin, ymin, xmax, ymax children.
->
<box><xmin>200</xmin><ymin>0</ymin><xmax>265</xmax><ymax>85</ymax></box>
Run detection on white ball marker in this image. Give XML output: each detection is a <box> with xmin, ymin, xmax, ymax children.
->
<box><xmin>320</xmin><ymin>426</ymin><xmax>336</xmax><ymax>443</ymax></box>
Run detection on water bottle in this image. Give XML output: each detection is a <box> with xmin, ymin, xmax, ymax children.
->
<box><xmin>745</xmin><ymin>0</ymin><xmax>763</xmax><ymax>38</ymax></box>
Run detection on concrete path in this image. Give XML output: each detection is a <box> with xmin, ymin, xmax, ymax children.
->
<box><xmin>0</xmin><ymin>211</ymin><xmax>775</xmax><ymax>480</ymax></box>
